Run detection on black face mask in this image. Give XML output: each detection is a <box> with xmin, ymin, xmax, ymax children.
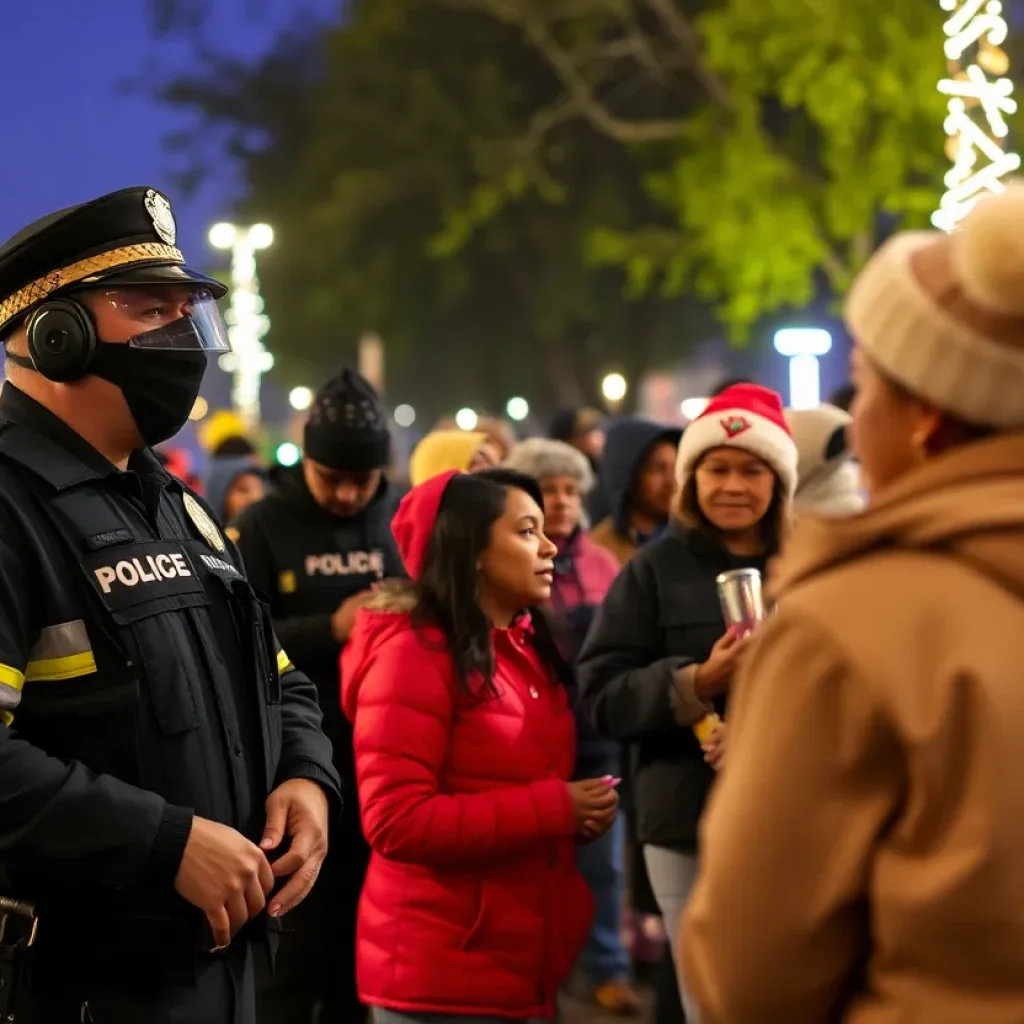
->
<box><xmin>89</xmin><ymin>343</ymin><xmax>209</xmax><ymax>447</ymax></box>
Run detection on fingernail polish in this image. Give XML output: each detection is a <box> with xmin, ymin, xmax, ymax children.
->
<box><xmin>269</xmin><ymin>905</ymin><xmax>281</xmax><ymax>918</ymax></box>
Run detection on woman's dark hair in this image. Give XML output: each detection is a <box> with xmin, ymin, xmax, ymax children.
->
<box><xmin>212</xmin><ymin>436</ymin><xmax>258</xmax><ymax>458</ymax></box>
<box><xmin>710</xmin><ymin>376</ymin><xmax>755</xmax><ymax>397</ymax></box>
<box><xmin>828</xmin><ymin>382</ymin><xmax>856</xmax><ymax>412</ymax></box>
<box><xmin>412</xmin><ymin>468</ymin><xmax>572</xmax><ymax>697</ymax></box>
<box><xmin>672</xmin><ymin>455</ymin><xmax>790</xmax><ymax>557</ymax></box>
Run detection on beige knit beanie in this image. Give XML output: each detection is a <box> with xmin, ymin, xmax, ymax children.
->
<box><xmin>846</xmin><ymin>180</ymin><xmax>1024</xmax><ymax>428</ymax></box>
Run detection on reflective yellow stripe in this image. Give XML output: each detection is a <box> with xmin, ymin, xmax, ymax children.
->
<box><xmin>0</xmin><ymin>664</ymin><xmax>25</xmax><ymax>725</ymax></box>
<box><xmin>0</xmin><ymin>664</ymin><xmax>25</xmax><ymax>693</ymax></box>
<box><xmin>25</xmin><ymin>652</ymin><xmax>97</xmax><ymax>682</ymax></box>
<box><xmin>277</xmin><ymin>649</ymin><xmax>294</xmax><ymax>675</ymax></box>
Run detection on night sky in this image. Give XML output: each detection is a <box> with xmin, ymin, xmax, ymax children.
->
<box><xmin>1</xmin><ymin>0</ymin><xmax>338</xmax><ymax>260</ymax></box>
<box><xmin>0</xmin><ymin>1</ymin><xmax>340</xmax><ymax>452</ymax></box>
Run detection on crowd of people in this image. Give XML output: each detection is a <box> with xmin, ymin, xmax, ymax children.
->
<box><xmin>180</xmin><ymin>334</ymin><xmax>868</xmax><ymax>1024</ymax></box>
<box><xmin>179</xmin><ymin>183</ymin><xmax>1024</xmax><ymax>1024</ymax></box>
<box><xmin>3</xmin><ymin>177</ymin><xmax>1024</xmax><ymax>1024</ymax></box>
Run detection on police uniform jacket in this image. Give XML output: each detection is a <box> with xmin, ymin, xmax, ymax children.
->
<box><xmin>231</xmin><ymin>465</ymin><xmax>403</xmax><ymax>782</ymax></box>
<box><xmin>0</xmin><ymin>384</ymin><xmax>340</xmax><ymax>986</ymax></box>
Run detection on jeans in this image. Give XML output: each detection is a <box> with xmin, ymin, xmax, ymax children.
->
<box><xmin>372</xmin><ymin>1010</ymin><xmax>546</xmax><ymax>1024</ymax></box>
<box><xmin>576</xmin><ymin>812</ymin><xmax>630</xmax><ymax>985</ymax></box>
<box><xmin>642</xmin><ymin>845</ymin><xmax>701</xmax><ymax>1024</ymax></box>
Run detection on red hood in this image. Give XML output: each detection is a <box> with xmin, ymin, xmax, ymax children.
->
<box><xmin>342</xmin><ymin>471</ymin><xmax>459</xmax><ymax>717</ymax></box>
<box><xmin>392</xmin><ymin>468</ymin><xmax>460</xmax><ymax>580</ymax></box>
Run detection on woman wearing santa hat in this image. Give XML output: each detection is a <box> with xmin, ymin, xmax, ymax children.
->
<box><xmin>683</xmin><ymin>183</ymin><xmax>1024</xmax><ymax>1022</ymax></box>
<box><xmin>577</xmin><ymin>383</ymin><xmax>797</xmax><ymax>1021</ymax></box>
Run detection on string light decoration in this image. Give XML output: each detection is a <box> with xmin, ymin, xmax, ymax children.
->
<box><xmin>933</xmin><ymin>0</ymin><xmax>1021</xmax><ymax>230</ymax></box>
<box><xmin>208</xmin><ymin>222</ymin><xmax>275</xmax><ymax>430</ymax></box>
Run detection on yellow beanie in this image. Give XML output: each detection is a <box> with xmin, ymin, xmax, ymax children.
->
<box><xmin>409</xmin><ymin>431</ymin><xmax>488</xmax><ymax>486</ymax></box>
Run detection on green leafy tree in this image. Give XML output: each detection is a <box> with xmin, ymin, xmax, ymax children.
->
<box><xmin>149</xmin><ymin>0</ymin><xmax>700</xmax><ymax>417</ymax></box>
<box><xmin>443</xmin><ymin>0</ymin><xmax>951</xmax><ymax>336</ymax></box>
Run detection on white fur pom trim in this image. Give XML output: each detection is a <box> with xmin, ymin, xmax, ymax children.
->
<box><xmin>952</xmin><ymin>179</ymin><xmax>1024</xmax><ymax>316</ymax></box>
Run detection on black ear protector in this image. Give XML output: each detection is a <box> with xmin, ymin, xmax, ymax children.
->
<box><xmin>24</xmin><ymin>299</ymin><xmax>97</xmax><ymax>383</ymax></box>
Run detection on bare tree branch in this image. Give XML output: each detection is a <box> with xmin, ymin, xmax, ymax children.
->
<box><xmin>519</xmin><ymin>15</ymin><xmax>688</xmax><ymax>141</ymax></box>
<box><xmin>820</xmin><ymin>248</ymin><xmax>852</xmax><ymax>289</ymax></box>
<box><xmin>641</xmin><ymin>0</ymin><xmax>732</xmax><ymax>107</ymax></box>
<box><xmin>448</xmin><ymin>0</ymin><xmax>688</xmax><ymax>142</ymax></box>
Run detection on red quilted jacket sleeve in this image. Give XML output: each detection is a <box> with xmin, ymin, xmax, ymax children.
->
<box><xmin>352</xmin><ymin>632</ymin><xmax>577</xmax><ymax>866</ymax></box>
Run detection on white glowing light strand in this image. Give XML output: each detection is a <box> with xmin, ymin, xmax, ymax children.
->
<box><xmin>213</xmin><ymin>228</ymin><xmax>275</xmax><ymax>430</ymax></box>
<box><xmin>933</xmin><ymin>0</ymin><xmax>1021</xmax><ymax>231</ymax></box>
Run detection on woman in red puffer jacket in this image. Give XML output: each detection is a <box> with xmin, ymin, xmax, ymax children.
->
<box><xmin>341</xmin><ymin>468</ymin><xmax>618</xmax><ymax>1023</ymax></box>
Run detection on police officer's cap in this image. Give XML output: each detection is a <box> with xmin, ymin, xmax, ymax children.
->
<box><xmin>0</xmin><ymin>186</ymin><xmax>228</xmax><ymax>337</ymax></box>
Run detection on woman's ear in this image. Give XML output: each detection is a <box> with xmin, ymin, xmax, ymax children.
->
<box><xmin>914</xmin><ymin>404</ymin><xmax>945</xmax><ymax>457</ymax></box>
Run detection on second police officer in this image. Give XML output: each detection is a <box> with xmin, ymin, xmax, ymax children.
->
<box><xmin>231</xmin><ymin>368</ymin><xmax>404</xmax><ymax>1024</ymax></box>
<box><xmin>0</xmin><ymin>186</ymin><xmax>341</xmax><ymax>1023</ymax></box>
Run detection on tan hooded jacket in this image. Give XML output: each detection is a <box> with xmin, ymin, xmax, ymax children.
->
<box><xmin>683</xmin><ymin>433</ymin><xmax>1024</xmax><ymax>1023</ymax></box>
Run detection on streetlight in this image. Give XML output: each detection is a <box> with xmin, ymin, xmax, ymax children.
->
<box><xmin>188</xmin><ymin>397</ymin><xmax>209</xmax><ymax>422</ymax></box>
<box><xmin>209</xmin><ymin>222</ymin><xmax>276</xmax><ymax>430</ymax></box>
<box><xmin>506</xmin><ymin>397</ymin><xmax>529</xmax><ymax>422</ymax></box>
<box><xmin>773</xmin><ymin>328</ymin><xmax>832</xmax><ymax>409</ymax></box>
<box><xmin>455</xmin><ymin>408</ymin><xmax>479</xmax><ymax>431</ymax></box>
<box><xmin>601</xmin><ymin>372</ymin><xmax>627</xmax><ymax>412</ymax></box>
<box><xmin>289</xmin><ymin>386</ymin><xmax>313</xmax><ymax>412</ymax></box>
<box><xmin>394</xmin><ymin>404</ymin><xmax>416</xmax><ymax>428</ymax></box>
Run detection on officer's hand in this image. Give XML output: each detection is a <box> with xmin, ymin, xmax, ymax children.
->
<box><xmin>174</xmin><ymin>817</ymin><xmax>274</xmax><ymax>950</ymax></box>
<box><xmin>260</xmin><ymin>778</ymin><xmax>330</xmax><ymax>918</ymax></box>
<box><xmin>330</xmin><ymin>589</ymin><xmax>376</xmax><ymax>644</ymax></box>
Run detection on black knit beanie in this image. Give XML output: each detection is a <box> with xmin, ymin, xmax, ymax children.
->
<box><xmin>303</xmin><ymin>368</ymin><xmax>391</xmax><ymax>471</ymax></box>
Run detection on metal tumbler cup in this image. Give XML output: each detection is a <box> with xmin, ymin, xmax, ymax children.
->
<box><xmin>716</xmin><ymin>568</ymin><xmax>766</xmax><ymax>637</ymax></box>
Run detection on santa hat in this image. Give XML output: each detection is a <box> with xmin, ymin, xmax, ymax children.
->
<box><xmin>676</xmin><ymin>384</ymin><xmax>798</xmax><ymax>497</ymax></box>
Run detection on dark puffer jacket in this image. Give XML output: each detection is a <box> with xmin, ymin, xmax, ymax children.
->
<box><xmin>577</xmin><ymin>525</ymin><xmax>766</xmax><ymax>851</ymax></box>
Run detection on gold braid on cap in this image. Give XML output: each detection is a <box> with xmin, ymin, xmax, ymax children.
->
<box><xmin>0</xmin><ymin>242</ymin><xmax>184</xmax><ymax>329</ymax></box>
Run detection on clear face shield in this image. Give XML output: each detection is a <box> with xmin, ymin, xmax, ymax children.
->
<box><xmin>91</xmin><ymin>284</ymin><xmax>231</xmax><ymax>352</ymax></box>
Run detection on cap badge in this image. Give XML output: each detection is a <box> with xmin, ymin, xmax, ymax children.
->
<box><xmin>721</xmin><ymin>415</ymin><xmax>752</xmax><ymax>439</ymax></box>
<box><xmin>144</xmin><ymin>189</ymin><xmax>177</xmax><ymax>246</ymax></box>
<box><xmin>183</xmin><ymin>493</ymin><xmax>226</xmax><ymax>553</ymax></box>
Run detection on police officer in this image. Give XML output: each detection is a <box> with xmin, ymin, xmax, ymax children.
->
<box><xmin>231</xmin><ymin>369</ymin><xmax>403</xmax><ymax>1024</ymax></box>
<box><xmin>0</xmin><ymin>186</ymin><xmax>341</xmax><ymax>1023</ymax></box>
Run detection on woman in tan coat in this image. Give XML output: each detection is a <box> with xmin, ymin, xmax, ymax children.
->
<box><xmin>682</xmin><ymin>181</ymin><xmax>1024</xmax><ymax>1023</ymax></box>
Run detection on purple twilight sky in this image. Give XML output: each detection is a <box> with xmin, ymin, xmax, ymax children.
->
<box><xmin>1</xmin><ymin>0</ymin><xmax>339</xmax><ymax>260</ymax></box>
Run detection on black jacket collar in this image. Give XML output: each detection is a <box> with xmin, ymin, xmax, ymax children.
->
<box><xmin>0</xmin><ymin>383</ymin><xmax>170</xmax><ymax>492</ymax></box>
